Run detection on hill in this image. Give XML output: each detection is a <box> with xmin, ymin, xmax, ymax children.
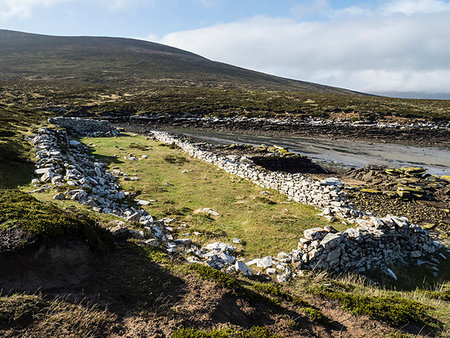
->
<box><xmin>0</xmin><ymin>29</ymin><xmax>360</xmax><ymax>94</ymax></box>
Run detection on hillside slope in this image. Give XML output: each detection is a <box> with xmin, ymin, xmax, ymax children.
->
<box><xmin>0</xmin><ymin>29</ymin><xmax>360</xmax><ymax>94</ymax></box>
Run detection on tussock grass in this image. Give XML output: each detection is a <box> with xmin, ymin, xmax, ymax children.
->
<box><xmin>0</xmin><ymin>293</ymin><xmax>117</xmax><ymax>336</ymax></box>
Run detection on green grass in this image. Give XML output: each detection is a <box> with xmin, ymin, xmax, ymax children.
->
<box><xmin>187</xmin><ymin>264</ymin><xmax>241</xmax><ymax>290</ymax></box>
<box><xmin>0</xmin><ymin>189</ymin><xmax>114</xmax><ymax>253</ymax></box>
<box><xmin>172</xmin><ymin>327</ymin><xmax>281</xmax><ymax>338</ymax></box>
<box><xmin>319</xmin><ymin>287</ymin><xmax>440</xmax><ymax>328</ymax></box>
<box><xmin>252</xmin><ymin>282</ymin><xmax>309</xmax><ymax>307</ymax></box>
<box><xmin>81</xmin><ymin>134</ymin><xmax>338</xmax><ymax>257</ymax></box>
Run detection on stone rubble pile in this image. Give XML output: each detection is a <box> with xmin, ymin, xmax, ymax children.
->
<box><xmin>152</xmin><ymin>131</ymin><xmax>362</xmax><ymax>222</ymax></box>
<box><xmin>293</xmin><ymin>216</ymin><xmax>444</xmax><ymax>275</ymax></box>
<box><xmin>49</xmin><ymin>117</ymin><xmax>120</xmax><ymax>137</ymax></box>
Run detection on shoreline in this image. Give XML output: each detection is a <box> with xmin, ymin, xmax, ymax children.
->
<box><xmin>103</xmin><ymin>115</ymin><xmax>450</xmax><ymax>149</ymax></box>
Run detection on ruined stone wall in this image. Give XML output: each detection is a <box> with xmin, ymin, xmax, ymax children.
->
<box><xmin>152</xmin><ymin>131</ymin><xmax>446</xmax><ymax>277</ymax></box>
<box><xmin>49</xmin><ymin>117</ymin><xmax>120</xmax><ymax>137</ymax></box>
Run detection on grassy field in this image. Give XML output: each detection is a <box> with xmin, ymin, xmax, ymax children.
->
<box><xmin>2</xmin><ymin>130</ymin><xmax>449</xmax><ymax>336</ymax></box>
<box><xmin>73</xmin><ymin>134</ymin><xmax>341</xmax><ymax>258</ymax></box>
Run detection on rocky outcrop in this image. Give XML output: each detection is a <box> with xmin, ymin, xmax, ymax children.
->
<box><xmin>49</xmin><ymin>117</ymin><xmax>120</xmax><ymax>137</ymax></box>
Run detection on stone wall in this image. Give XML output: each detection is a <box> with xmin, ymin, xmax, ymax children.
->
<box><xmin>49</xmin><ymin>117</ymin><xmax>120</xmax><ymax>137</ymax></box>
<box><xmin>152</xmin><ymin>131</ymin><xmax>361</xmax><ymax>221</ymax></box>
<box><xmin>28</xmin><ymin>119</ymin><xmax>446</xmax><ymax>281</ymax></box>
<box><xmin>31</xmin><ymin>127</ymin><xmax>149</xmax><ymax>222</ymax></box>
<box><xmin>151</xmin><ymin>131</ymin><xmax>446</xmax><ymax>278</ymax></box>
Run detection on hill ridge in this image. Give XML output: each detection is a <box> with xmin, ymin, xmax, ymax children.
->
<box><xmin>0</xmin><ymin>29</ymin><xmax>362</xmax><ymax>94</ymax></box>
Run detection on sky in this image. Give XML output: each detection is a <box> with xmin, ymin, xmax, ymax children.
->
<box><xmin>1</xmin><ymin>0</ymin><xmax>450</xmax><ymax>99</ymax></box>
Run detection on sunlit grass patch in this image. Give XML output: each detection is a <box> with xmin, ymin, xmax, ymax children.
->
<box><xmin>82</xmin><ymin>134</ymin><xmax>339</xmax><ymax>257</ymax></box>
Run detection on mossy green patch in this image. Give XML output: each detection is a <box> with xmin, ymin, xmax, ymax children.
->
<box><xmin>172</xmin><ymin>326</ymin><xmax>281</xmax><ymax>338</ymax></box>
<box><xmin>298</xmin><ymin>307</ymin><xmax>328</xmax><ymax>323</ymax></box>
<box><xmin>252</xmin><ymin>282</ymin><xmax>309</xmax><ymax>307</ymax></box>
<box><xmin>0</xmin><ymin>189</ymin><xmax>114</xmax><ymax>253</ymax></box>
<box><xmin>252</xmin><ymin>282</ymin><xmax>330</xmax><ymax>324</ymax></box>
<box><xmin>186</xmin><ymin>264</ymin><xmax>240</xmax><ymax>290</ymax></box>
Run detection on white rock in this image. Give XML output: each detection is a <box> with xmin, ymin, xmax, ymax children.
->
<box><xmin>136</xmin><ymin>199</ymin><xmax>151</xmax><ymax>206</ymax></box>
<box><xmin>144</xmin><ymin>239</ymin><xmax>159</xmax><ymax>247</ymax></box>
<box><xmin>126</xmin><ymin>212</ymin><xmax>140</xmax><ymax>222</ymax></box>
<box><xmin>277</xmin><ymin>274</ymin><xmax>288</xmax><ymax>283</ymax></box>
<box><xmin>258</xmin><ymin>256</ymin><xmax>273</xmax><ymax>269</ymax></box>
<box><xmin>304</xmin><ymin>228</ymin><xmax>328</xmax><ymax>241</ymax></box>
<box><xmin>385</xmin><ymin>268</ymin><xmax>398</xmax><ymax>280</ymax></box>
<box><xmin>201</xmin><ymin>208</ymin><xmax>219</xmax><ymax>216</ymax></box>
<box><xmin>320</xmin><ymin>177</ymin><xmax>344</xmax><ymax>186</ymax></box>
<box><xmin>235</xmin><ymin>261</ymin><xmax>252</xmax><ymax>276</ymax></box>
<box><xmin>320</xmin><ymin>233</ymin><xmax>342</xmax><ymax>249</ymax></box>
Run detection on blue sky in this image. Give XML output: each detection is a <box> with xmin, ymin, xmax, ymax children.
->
<box><xmin>0</xmin><ymin>0</ymin><xmax>363</xmax><ymax>37</ymax></box>
<box><xmin>1</xmin><ymin>0</ymin><xmax>450</xmax><ymax>98</ymax></box>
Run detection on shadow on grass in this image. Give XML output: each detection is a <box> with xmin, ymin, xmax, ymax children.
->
<box><xmin>0</xmin><ymin>161</ymin><xmax>35</xmax><ymax>189</ymax></box>
<box><xmin>364</xmin><ymin>253</ymin><xmax>450</xmax><ymax>292</ymax></box>
<box><xmin>0</xmin><ymin>241</ymin><xmax>186</xmax><ymax>322</ymax></box>
<box><xmin>80</xmin><ymin>242</ymin><xmax>186</xmax><ymax>315</ymax></box>
<box><xmin>83</xmin><ymin>145</ymin><xmax>125</xmax><ymax>166</ymax></box>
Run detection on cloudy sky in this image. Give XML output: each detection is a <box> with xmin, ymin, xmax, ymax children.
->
<box><xmin>1</xmin><ymin>0</ymin><xmax>449</xmax><ymax>98</ymax></box>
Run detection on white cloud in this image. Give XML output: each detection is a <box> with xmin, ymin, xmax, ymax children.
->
<box><xmin>0</xmin><ymin>0</ymin><xmax>69</xmax><ymax>19</ymax></box>
<box><xmin>0</xmin><ymin>0</ymin><xmax>216</xmax><ymax>19</ymax></box>
<box><xmin>157</xmin><ymin>2</ymin><xmax>450</xmax><ymax>95</ymax></box>
<box><xmin>381</xmin><ymin>0</ymin><xmax>450</xmax><ymax>15</ymax></box>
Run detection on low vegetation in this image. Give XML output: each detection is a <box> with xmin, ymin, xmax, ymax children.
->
<box><xmin>187</xmin><ymin>263</ymin><xmax>240</xmax><ymax>290</ymax></box>
<box><xmin>318</xmin><ymin>287</ymin><xmax>441</xmax><ymax>329</ymax></box>
<box><xmin>0</xmin><ymin>293</ymin><xmax>117</xmax><ymax>336</ymax></box>
<box><xmin>2</xmin><ymin>81</ymin><xmax>450</xmax><ymax>122</ymax></box>
<box><xmin>172</xmin><ymin>326</ymin><xmax>281</xmax><ymax>338</ymax></box>
<box><xmin>290</xmin><ymin>270</ymin><xmax>449</xmax><ymax>335</ymax></box>
<box><xmin>0</xmin><ymin>189</ymin><xmax>114</xmax><ymax>253</ymax></box>
<box><xmin>0</xmin><ymin>105</ymin><xmax>51</xmax><ymax>188</ymax></box>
